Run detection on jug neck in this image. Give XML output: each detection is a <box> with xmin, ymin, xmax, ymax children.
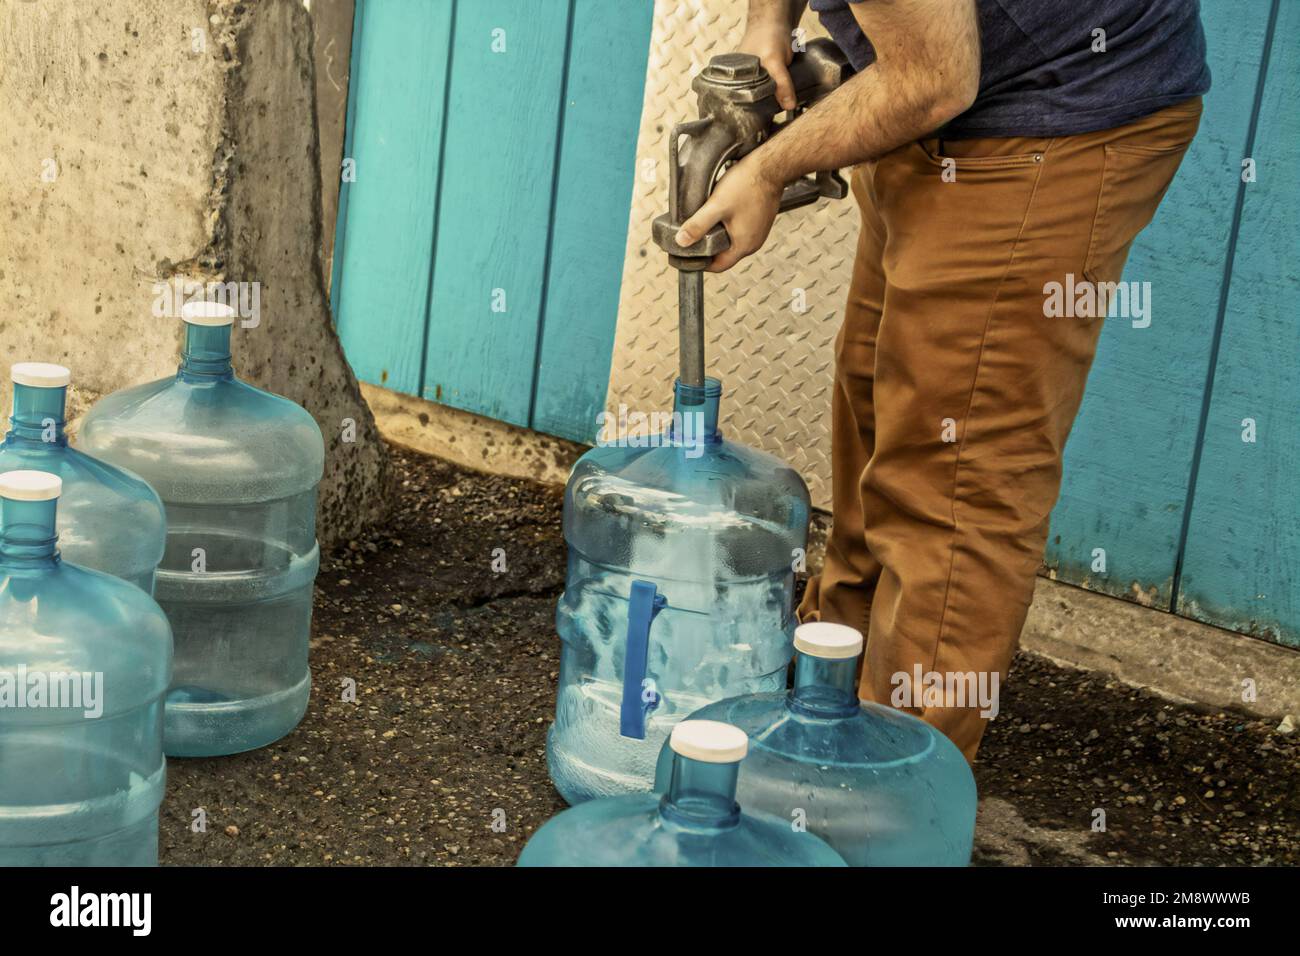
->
<box><xmin>0</xmin><ymin>497</ymin><xmax>59</xmax><ymax>568</ymax></box>
<box><xmin>179</xmin><ymin>323</ymin><xmax>234</xmax><ymax>382</ymax></box>
<box><xmin>668</xmin><ymin>378</ymin><xmax>722</xmax><ymax>446</ymax></box>
<box><xmin>5</xmin><ymin>382</ymin><xmax>68</xmax><ymax>447</ymax></box>
<box><xmin>659</xmin><ymin>753</ymin><xmax>741</xmax><ymax>830</ymax></box>
<box><xmin>788</xmin><ymin>652</ymin><xmax>860</xmax><ymax>719</ymax></box>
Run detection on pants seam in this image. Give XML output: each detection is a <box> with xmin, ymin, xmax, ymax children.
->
<box><xmin>927</xmin><ymin>163</ymin><xmax>1048</xmax><ymax>687</ymax></box>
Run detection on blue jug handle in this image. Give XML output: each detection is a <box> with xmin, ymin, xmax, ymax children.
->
<box><xmin>620</xmin><ymin>579</ymin><xmax>667</xmax><ymax>740</ymax></box>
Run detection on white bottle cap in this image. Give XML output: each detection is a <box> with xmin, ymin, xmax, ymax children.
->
<box><xmin>794</xmin><ymin>621</ymin><xmax>864</xmax><ymax>660</ymax></box>
<box><xmin>11</xmin><ymin>362</ymin><xmax>71</xmax><ymax>389</ymax></box>
<box><xmin>669</xmin><ymin>720</ymin><xmax>748</xmax><ymax>763</ymax></box>
<box><xmin>0</xmin><ymin>470</ymin><xmax>62</xmax><ymax>501</ymax></box>
<box><xmin>180</xmin><ymin>301</ymin><xmax>236</xmax><ymax>327</ymax></box>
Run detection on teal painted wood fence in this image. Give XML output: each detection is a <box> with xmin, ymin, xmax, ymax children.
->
<box><xmin>1044</xmin><ymin>0</ymin><xmax>1299</xmax><ymax>648</ymax></box>
<box><xmin>1175</xmin><ymin>0</ymin><xmax>1298</xmax><ymax>646</ymax></box>
<box><xmin>331</xmin><ymin>0</ymin><xmax>653</xmax><ymax>441</ymax></box>
<box><xmin>333</xmin><ymin>0</ymin><xmax>1299</xmax><ymax>648</ymax></box>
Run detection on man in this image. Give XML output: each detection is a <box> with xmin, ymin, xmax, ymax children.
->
<box><xmin>675</xmin><ymin>0</ymin><xmax>1209</xmax><ymax>760</ymax></box>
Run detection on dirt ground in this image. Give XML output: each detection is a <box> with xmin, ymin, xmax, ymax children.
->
<box><xmin>159</xmin><ymin>445</ymin><xmax>1300</xmax><ymax>866</ymax></box>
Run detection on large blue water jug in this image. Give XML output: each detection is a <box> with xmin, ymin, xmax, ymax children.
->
<box><xmin>0</xmin><ymin>470</ymin><xmax>172</xmax><ymax>865</ymax></box>
<box><xmin>79</xmin><ymin>301</ymin><xmax>324</xmax><ymax>757</ymax></box>
<box><xmin>547</xmin><ymin>378</ymin><xmax>810</xmax><ymax>803</ymax></box>
<box><xmin>0</xmin><ymin>363</ymin><xmax>165</xmax><ymax>593</ymax></box>
<box><xmin>521</xmin><ymin>719</ymin><xmax>844</xmax><ymax>866</ymax></box>
<box><xmin>658</xmin><ymin>622</ymin><xmax>978</xmax><ymax>866</ymax></box>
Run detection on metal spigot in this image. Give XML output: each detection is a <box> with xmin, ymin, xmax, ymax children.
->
<box><xmin>652</xmin><ymin>38</ymin><xmax>851</xmax><ymax>388</ymax></box>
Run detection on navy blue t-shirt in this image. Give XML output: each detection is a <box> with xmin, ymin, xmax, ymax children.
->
<box><xmin>810</xmin><ymin>0</ymin><xmax>1211</xmax><ymax>137</ymax></box>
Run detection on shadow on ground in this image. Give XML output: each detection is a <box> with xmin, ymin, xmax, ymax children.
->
<box><xmin>160</xmin><ymin>445</ymin><xmax>1299</xmax><ymax>866</ymax></box>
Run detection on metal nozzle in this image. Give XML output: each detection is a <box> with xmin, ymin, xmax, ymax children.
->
<box><xmin>678</xmin><ymin>271</ymin><xmax>705</xmax><ymax>388</ymax></box>
<box><xmin>655</xmin><ymin>38</ymin><xmax>851</xmax><ymax>387</ymax></box>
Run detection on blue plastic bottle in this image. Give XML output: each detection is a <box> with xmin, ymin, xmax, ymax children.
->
<box><xmin>0</xmin><ymin>363</ymin><xmax>165</xmax><ymax>593</ymax></box>
<box><xmin>548</xmin><ymin>377</ymin><xmax>810</xmax><ymax>803</ymax></box>
<box><xmin>79</xmin><ymin>301</ymin><xmax>324</xmax><ymax>757</ymax></box>
<box><xmin>521</xmin><ymin>720</ymin><xmax>845</xmax><ymax>866</ymax></box>
<box><xmin>658</xmin><ymin>622</ymin><xmax>978</xmax><ymax>866</ymax></box>
<box><xmin>0</xmin><ymin>470</ymin><xmax>172</xmax><ymax>866</ymax></box>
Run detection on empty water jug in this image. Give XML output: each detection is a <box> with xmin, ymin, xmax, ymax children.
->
<box><xmin>659</xmin><ymin>622</ymin><xmax>978</xmax><ymax>866</ymax></box>
<box><xmin>521</xmin><ymin>720</ymin><xmax>844</xmax><ymax>866</ymax></box>
<box><xmin>0</xmin><ymin>363</ymin><xmax>165</xmax><ymax>593</ymax></box>
<box><xmin>548</xmin><ymin>377</ymin><xmax>810</xmax><ymax>804</ymax></box>
<box><xmin>79</xmin><ymin>301</ymin><xmax>324</xmax><ymax>757</ymax></box>
<box><xmin>0</xmin><ymin>470</ymin><xmax>172</xmax><ymax>865</ymax></box>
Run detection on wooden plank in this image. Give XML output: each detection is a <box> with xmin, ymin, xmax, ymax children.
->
<box><xmin>332</xmin><ymin>0</ymin><xmax>454</xmax><ymax>395</ymax></box>
<box><xmin>327</xmin><ymin>0</ymin><xmax>359</xmax><ymax>310</ymax></box>
<box><xmin>322</xmin><ymin>0</ymin><xmax>358</xmax><ymax>303</ymax></box>
<box><xmin>530</xmin><ymin>0</ymin><xmax>655</xmax><ymax>442</ymax></box>
<box><xmin>1177</xmin><ymin>0</ymin><xmax>1298</xmax><ymax>648</ymax></box>
<box><xmin>421</xmin><ymin>0</ymin><xmax>572</xmax><ymax>426</ymax></box>
<box><xmin>1042</xmin><ymin>3</ymin><xmax>1274</xmax><ymax>608</ymax></box>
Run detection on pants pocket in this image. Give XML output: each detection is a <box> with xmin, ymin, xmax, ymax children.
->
<box><xmin>1083</xmin><ymin>142</ymin><xmax>1193</xmax><ymax>286</ymax></box>
<box><xmin>912</xmin><ymin>138</ymin><xmax>1052</xmax><ymax>172</ymax></box>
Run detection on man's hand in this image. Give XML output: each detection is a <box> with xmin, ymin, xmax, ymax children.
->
<box><xmin>738</xmin><ymin>7</ymin><xmax>799</xmax><ymax>111</ymax></box>
<box><xmin>674</xmin><ymin>155</ymin><xmax>783</xmax><ymax>273</ymax></box>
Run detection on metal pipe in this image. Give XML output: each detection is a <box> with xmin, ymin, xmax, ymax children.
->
<box><xmin>678</xmin><ymin>271</ymin><xmax>705</xmax><ymax>388</ymax></box>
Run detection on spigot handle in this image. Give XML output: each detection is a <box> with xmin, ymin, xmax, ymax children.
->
<box><xmin>786</xmin><ymin>37</ymin><xmax>851</xmax><ymax>104</ymax></box>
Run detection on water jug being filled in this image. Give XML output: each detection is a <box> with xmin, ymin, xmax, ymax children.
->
<box><xmin>657</xmin><ymin>622</ymin><xmax>978</xmax><ymax>866</ymax></box>
<box><xmin>521</xmin><ymin>719</ymin><xmax>844</xmax><ymax>866</ymax></box>
<box><xmin>0</xmin><ymin>470</ymin><xmax>172</xmax><ymax>865</ymax></box>
<box><xmin>79</xmin><ymin>301</ymin><xmax>324</xmax><ymax>757</ymax></box>
<box><xmin>0</xmin><ymin>363</ymin><xmax>165</xmax><ymax>593</ymax></box>
<box><xmin>548</xmin><ymin>376</ymin><xmax>810</xmax><ymax>803</ymax></box>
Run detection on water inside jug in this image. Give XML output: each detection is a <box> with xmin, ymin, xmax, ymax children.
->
<box><xmin>0</xmin><ymin>362</ymin><xmax>165</xmax><ymax>592</ymax></box>
<box><xmin>78</xmin><ymin>301</ymin><xmax>324</xmax><ymax>757</ymax></box>
<box><xmin>520</xmin><ymin>719</ymin><xmax>845</xmax><ymax>866</ymax></box>
<box><xmin>658</xmin><ymin>622</ymin><xmax>978</xmax><ymax>866</ymax></box>
<box><xmin>0</xmin><ymin>470</ymin><xmax>172</xmax><ymax>865</ymax></box>
<box><xmin>547</xmin><ymin>377</ymin><xmax>810</xmax><ymax>803</ymax></box>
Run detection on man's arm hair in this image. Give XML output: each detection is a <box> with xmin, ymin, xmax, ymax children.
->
<box><xmin>752</xmin><ymin>0</ymin><xmax>980</xmax><ymax>187</ymax></box>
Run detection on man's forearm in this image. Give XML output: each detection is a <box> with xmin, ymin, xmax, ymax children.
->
<box><xmin>751</xmin><ymin>0</ymin><xmax>980</xmax><ymax>187</ymax></box>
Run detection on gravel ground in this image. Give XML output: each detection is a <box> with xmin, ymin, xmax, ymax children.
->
<box><xmin>159</xmin><ymin>445</ymin><xmax>1299</xmax><ymax>866</ymax></box>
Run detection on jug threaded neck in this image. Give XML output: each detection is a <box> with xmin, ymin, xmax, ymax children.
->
<box><xmin>788</xmin><ymin>622</ymin><xmax>863</xmax><ymax>718</ymax></box>
<box><xmin>178</xmin><ymin>302</ymin><xmax>235</xmax><ymax>381</ymax></box>
<box><xmin>660</xmin><ymin>755</ymin><xmax>742</xmax><ymax>829</ymax></box>
<box><xmin>658</xmin><ymin>720</ymin><xmax>746</xmax><ymax>829</ymax></box>
<box><xmin>6</xmin><ymin>371</ymin><xmax>69</xmax><ymax>447</ymax></box>
<box><xmin>669</xmin><ymin>377</ymin><xmax>722</xmax><ymax>446</ymax></box>
<box><xmin>789</xmin><ymin>653</ymin><xmax>860</xmax><ymax>718</ymax></box>
<box><xmin>0</xmin><ymin>471</ymin><xmax>62</xmax><ymax>566</ymax></box>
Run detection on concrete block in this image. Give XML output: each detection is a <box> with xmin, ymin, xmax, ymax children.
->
<box><xmin>362</xmin><ymin>383</ymin><xmax>582</xmax><ymax>488</ymax></box>
<box><xmin>1021</xmin><ymin>576</ymin><xmax>1300</xmax><ymax>721</ymax></box>
<box><xmin>0</xmin><ymin>0</ymin><xmax>388</xmax><ymax>547</ymax></box>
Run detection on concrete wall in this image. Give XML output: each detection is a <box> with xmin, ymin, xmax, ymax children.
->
<box><xmin>0</xmin><ymin>0</ymin><xmax>388</xmax><ymax>547</ymax></box>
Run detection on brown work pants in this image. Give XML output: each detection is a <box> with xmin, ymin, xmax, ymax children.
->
<box><xmin>799</xmin><ymin>99</ymin><xmax>1203</xmax><ymax>761</ymax></box>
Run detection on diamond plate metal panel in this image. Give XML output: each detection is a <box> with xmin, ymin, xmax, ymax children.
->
<box><xmin>606</xmin><ymin>0</ymin><xmax>857</xmax><ymax>509</ymax></box>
